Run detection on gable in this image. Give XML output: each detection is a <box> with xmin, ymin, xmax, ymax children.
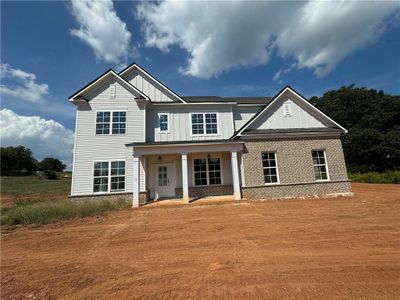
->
<box><xmin>69</xmin><ymin>70</ymin><xmax>148</xmax><ymax>102</ymax></box>
<box><xmin>233</xmin><ymin>86</ymin><xmax>347</xmax><ymax>138</ymax></box>
<box><xmin>248</xmin><ymin>93</ymin><xmax>327</xmax><ymax>130</ymax></box>
<box><xmin>83</xmin><ymin>76</ymin><xmax>140</xmax><ymax>103</ymax></box>
<box><xmin>119</xmin><ymin>64</ymin><xmax>186</xmax><ymax>103</ymax></box>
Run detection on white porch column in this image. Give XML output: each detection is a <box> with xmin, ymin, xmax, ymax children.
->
<box><xmin>132</xmin><ymin>155</ymin><xmax>141</xmax><ymax>207</ymax></box>
<box><xmin>181</xmin><ymin>153</ymin><xmax>189</xmax><ymax>203</ymax></box>
<box><xmin>231</xmin><ymin>151</ymin><xmax>241</xmax><ymax>200</ymax></box>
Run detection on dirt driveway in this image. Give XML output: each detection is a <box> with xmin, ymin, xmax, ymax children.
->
<box><xmin>2</xmin><ymin>183</ymin><xmax>399</xmax><ymax>299</ymax></box>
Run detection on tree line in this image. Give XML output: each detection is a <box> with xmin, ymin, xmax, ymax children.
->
<box><xmin>1</xmin><ymin>146</ymin><xmax>66</xmax><ymax>176</ymax></box>
<box><xmin>311</xmin><ymin>85</ymin><xmax>399</xmax><ymax>172</ymax></box>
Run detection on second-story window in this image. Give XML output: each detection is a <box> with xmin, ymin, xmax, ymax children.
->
<box><xmin>159</xmin><ymin>113</ymin><xmax>169</xmax><ymax>132</ymax></box>
<box><xmin>112</xmin><ymin>112</ymin><xmax>126</xmax><ymax>134</ymax></box>
<box><xmin>191</xmin><ymin>113</ymin><xmax>218</xmax><ymax>135</ymax></box>
<box><xmin>96</xmin><ymin>111</ymin><xmax>126</xmax><ymax>135</ymax></box>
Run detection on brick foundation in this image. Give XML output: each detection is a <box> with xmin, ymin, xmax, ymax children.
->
<box><xmin>69</xmin><ymin>191</ymin><xmax>150</xmax><ymax>205</ymax></box>
<box><xmin>242</xmin><ymin>180</ymin><xmax>352</xmax><ymax>199</ymax></box>
<box><xmin>175</xmin><ymin>185</ymin><xmax>233</xmax><ymax>198</ymax></box>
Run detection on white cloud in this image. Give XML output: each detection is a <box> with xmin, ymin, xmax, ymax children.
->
<box><xmin>0</xmin><ymin>109</ymin><xmax>74</xmax><ymax>170</ymax></box>
<box><xmin>137</xmin><ymin>1</ymin><xmax>400</xmax><ymax>79</ymax></box>
<box><xmin>70</xmin><ymin>0</ymin><xmax>132</xmax><ymax>65</ymax></box>
<box><xmin>0</xmin><ymin>63</ymin><xmax>49</xmax><ymax>103</ymax></box>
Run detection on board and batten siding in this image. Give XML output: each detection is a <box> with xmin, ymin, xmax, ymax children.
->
<box><xmin>146</xmin><ymin>106</ymin><xmax>235</xmax><ymax>142</ymax></box>
<box><xmin>233</xmin><ymin>106</ymin><xmax>263</xmax><ymax>131</ymax></box>
<box><xmin>71</xmin><ymin>78</ymin><xmax>146</xmax><ymax>196</ymax></box>
<box><xmin>123</xmin><ymin>70</ymin><xmax>176</xmax><ymax>102</ymax></box>
<box><xmin>249</xmin><ymin>95</ymin><xmax>327</xmax><ymax>130</ymax></box>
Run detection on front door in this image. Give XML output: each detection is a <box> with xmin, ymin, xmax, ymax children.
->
<box><xmin>155</xmin><ymin>164</ymin><xmax>175</xmax><ymax>199</ymax></box>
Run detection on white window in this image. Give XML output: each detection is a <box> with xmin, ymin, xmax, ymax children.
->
<box><xmin>262</xmin><ymin>152</ymin><xmax>279</xmax><ymax>184</ymax></box>
<box><xmin>158</xmin><ymin>113</ymin><xmax>169</xmax><ymax>132</ymax></box>
<box><xmin>312</xmin><ymin>150</ymin><xmax>329</xmax><ymax>181</ymax></box>
<box><xmin>283</xmin><ymin>101</ymin><xmax>292</xmax><ymax>116</ymax></box>
<box><xmin>96</xmin><ymin>112</ymin><xmax>111</xmax><ymax>135</ymax></box>
<box><xmin>93</xmin><ymin>160</ymin><xmax>125</xmax><ymax>193</ymax></box>
<box><xmin>96</xmin><ymin>111</ymin><xmax>126</xmax><ymax>135</ymax></box>
<box><xmin>109</xmin><ymin>84</ymin><xmax>116</xmax><ymax>99</ymax></box>
<box><xmin>193</xmin><ymin>156</ymin><xmax>222</xmax><ymax>186</ymax></box>
<box><xmin>112</xmin><ymin>112</ymin><xmax>126</xmax><ymax>134</ymax></box>
<box><xmin>191</xmin><ymin>113</ymin><xmax>218</xmax><ymax>135</ymax></box>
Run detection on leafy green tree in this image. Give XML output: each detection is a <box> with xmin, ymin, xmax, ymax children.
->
<box><xmin>1</xmin><ymin>146</ymin><xmax>38</xmax><ymax>175</ymax></box>
<box><xmin>311</xmin><ymin>85</ymin><xmax>400</xmax><ymax>172</ymax></box>
<box><xmin>38</xmin><ymin>157</ymin><xmax>66</xmax><ymax>172</ymax></box>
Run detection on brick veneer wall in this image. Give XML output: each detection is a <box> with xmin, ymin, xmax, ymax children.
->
<box><xmin>241</xmin><ymin>136</ymin><xmax>351</xmax><ymax>198</ymax></box>
<box><xmin>175</xmin><ymin>185</ymin><xmax>233</xmax><ymax>198</ymax></box>
<box><xmin>69</xmin><ymin>191</ymin><xmax>149</xmax><ymax>205</ymax></box>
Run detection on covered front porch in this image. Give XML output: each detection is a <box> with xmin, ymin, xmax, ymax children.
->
<box><xmin>128</xmin><ymin>141</ymin><xmax>244</xmax><ymax>207</ymax></box>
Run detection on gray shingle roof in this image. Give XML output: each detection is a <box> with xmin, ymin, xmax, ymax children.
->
<box><xmin>182</xmin><ymin>96</ymin><xmax>271</xmax><ymax>104</ymax></box>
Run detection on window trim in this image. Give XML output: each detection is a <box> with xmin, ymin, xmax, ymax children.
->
<box><xmin>157</xmin><ymin>112</ymin><xmax>170</xmax><ymax>133</ymax></box>
<box><xmin>311</xmin><ymin>149</ymin><xmax>330</xmax><ymax>181</ymax></box>
<box><xmin>92</xmin><ymin>159</ymin><xmax>126</xmax><ymax>194</ymax></box>
<box><xmin>189</xmin><ymin>112</ymin><xmax>220</xmax><ymax>136</ymax></box>
<box><xmin>261</xmin><ymin>151</ymin><xmax>280</xmax><ymax>185</ymax></box>
<box><xmin>95</xmin><ymin>110</ymin><xmax>127</xmax><ymax>136</ymax></box>
<box><xmin>191</xmin><ymin>154</ymin><xmax>224</xmax><ymax>186</ymax></box>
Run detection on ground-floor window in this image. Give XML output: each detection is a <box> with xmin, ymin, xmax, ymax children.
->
<box><xmin>193</xmin><ymin>156</ymin><xmax>222</xmax><ymax>186</ymax></box>
<box><xmin>93</xmin><ymin>160</ymin><xmax>125</xmax><ymax>193</ymax></box>
<box><xmin>262</xmin><ymin>152</ymin><xmax>279</xmax><ymax>184</ymax></box>
<box><xmin>312</xmin><ymin>150</ymin><xmax>329</xmax><ymax>180</ymax></box>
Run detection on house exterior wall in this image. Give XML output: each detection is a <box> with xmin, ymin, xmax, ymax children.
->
<box><xmin>250</xmin><ymin>91</ymin><xmax>327</xmax><ymax>130</ymax></box>
<box><xmin>146</xmin><ymin>152</ymin><xmax>233</xmax><ymax>199</ymax></box>
<box><xmin>71</xmin><ymin>78</ymin><xmax>146</xmax><ymax>196</ymax></box>
<box><xmin>241</xmin><ymin>137</ymin><xmax>351</xmax><ymax>198</ymax></box>
<box><xmin>146</xmin><ymin>106</ymin><xmax>235</xmax><ymax>142</ymax></box>
<box><xmin>232</xmin><ymin>106</ymin><xmax>263</xmax><ymax>131</ymax></box>
<box><xmin>123</xmin><ymin>70</ymin><xmax>176</xmax><ymax>102</ymax></box>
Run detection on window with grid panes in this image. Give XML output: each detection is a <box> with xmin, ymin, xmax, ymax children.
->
<box><xmin>312</xmin><ymin>150</ymin><xmax>329</xmax><ymax>180</ymax></box>
<box><xmin>262</xmin><ymin>152</ymin><xmax>279</xmax><ymax>184</ymax></box>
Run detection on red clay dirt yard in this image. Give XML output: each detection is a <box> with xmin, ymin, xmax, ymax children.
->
<box><xmin>1</xmin><ymin>183</ymin><xmax>400</xmax><ymax>299</ymax></box>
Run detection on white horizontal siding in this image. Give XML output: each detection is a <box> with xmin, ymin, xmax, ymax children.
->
<box><xmin>71</xmin><ymin>78</ymin><xmax>146</xmax><ymax>196</ymax></box>
<box><xmin>147</xmin><ymin>106</ymin><xmax>235</xmax><ymax>142</ymax></box>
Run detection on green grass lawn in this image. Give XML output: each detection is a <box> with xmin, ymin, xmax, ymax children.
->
<box><xmin>349</xmin><ymin>170</ymin><xmax>400</xmax><ymax>184</ymax></box>
<box><xmin>1</xmin><ymin>173</ymin><xmax>71</xmax><ymax>197</ymax></box>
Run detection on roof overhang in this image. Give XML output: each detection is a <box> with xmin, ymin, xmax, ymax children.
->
<box><xmin>68</xmin><ymin>69</ymin><xmax>149</xmax><ymax>102</ymax></box>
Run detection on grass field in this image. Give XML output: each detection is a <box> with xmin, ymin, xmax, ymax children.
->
<box><xmin>1</xmin><ymin>183</ymin><xmax>399</xmax><ymax>299</ymax></box>
<box><xmin>0</xmin><ymin>174</ymin><xmax>71</xmax><ymax>204</ymax></box>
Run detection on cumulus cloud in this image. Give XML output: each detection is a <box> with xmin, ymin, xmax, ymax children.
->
<box><xmin>0</xmin><ymin>109</ymin><xmax>74</xmax><ymax>170</ymax></box>
<box><xmin>70</xmin><ymin>0</ymin><xmax>132</xmax><ymax>65</ymax></box>
<box><xmin>0</xmin><ymin>63</ymin><xmax>49</xmax><ymax>103</ymax></box>
<box><xmin>137</xmin><ymin>1</ymin><xmax>400</xmax><ymax>79</ymax></box>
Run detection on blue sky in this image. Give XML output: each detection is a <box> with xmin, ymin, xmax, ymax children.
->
<box><xmin>1</xmin><ymin>1</ymin><xmax>399</xmax><ymax>167</ymax></box>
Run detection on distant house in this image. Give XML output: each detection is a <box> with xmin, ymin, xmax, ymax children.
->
<box><xmin>69</xmin><ymin>63</ymin><xmax>351</xmax><ymax>206</ymax></box>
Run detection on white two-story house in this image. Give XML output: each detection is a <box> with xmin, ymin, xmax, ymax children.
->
<box><xmin>69</xmin><ymin>63</ymin><xmax>352</xmax><ymax>206</ymax></box>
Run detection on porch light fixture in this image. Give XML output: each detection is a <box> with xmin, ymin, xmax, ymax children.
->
<box><xmin>158</xmin><ymin>156</ymin><xmax>162</xmax><ymax>161</ymax></box>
